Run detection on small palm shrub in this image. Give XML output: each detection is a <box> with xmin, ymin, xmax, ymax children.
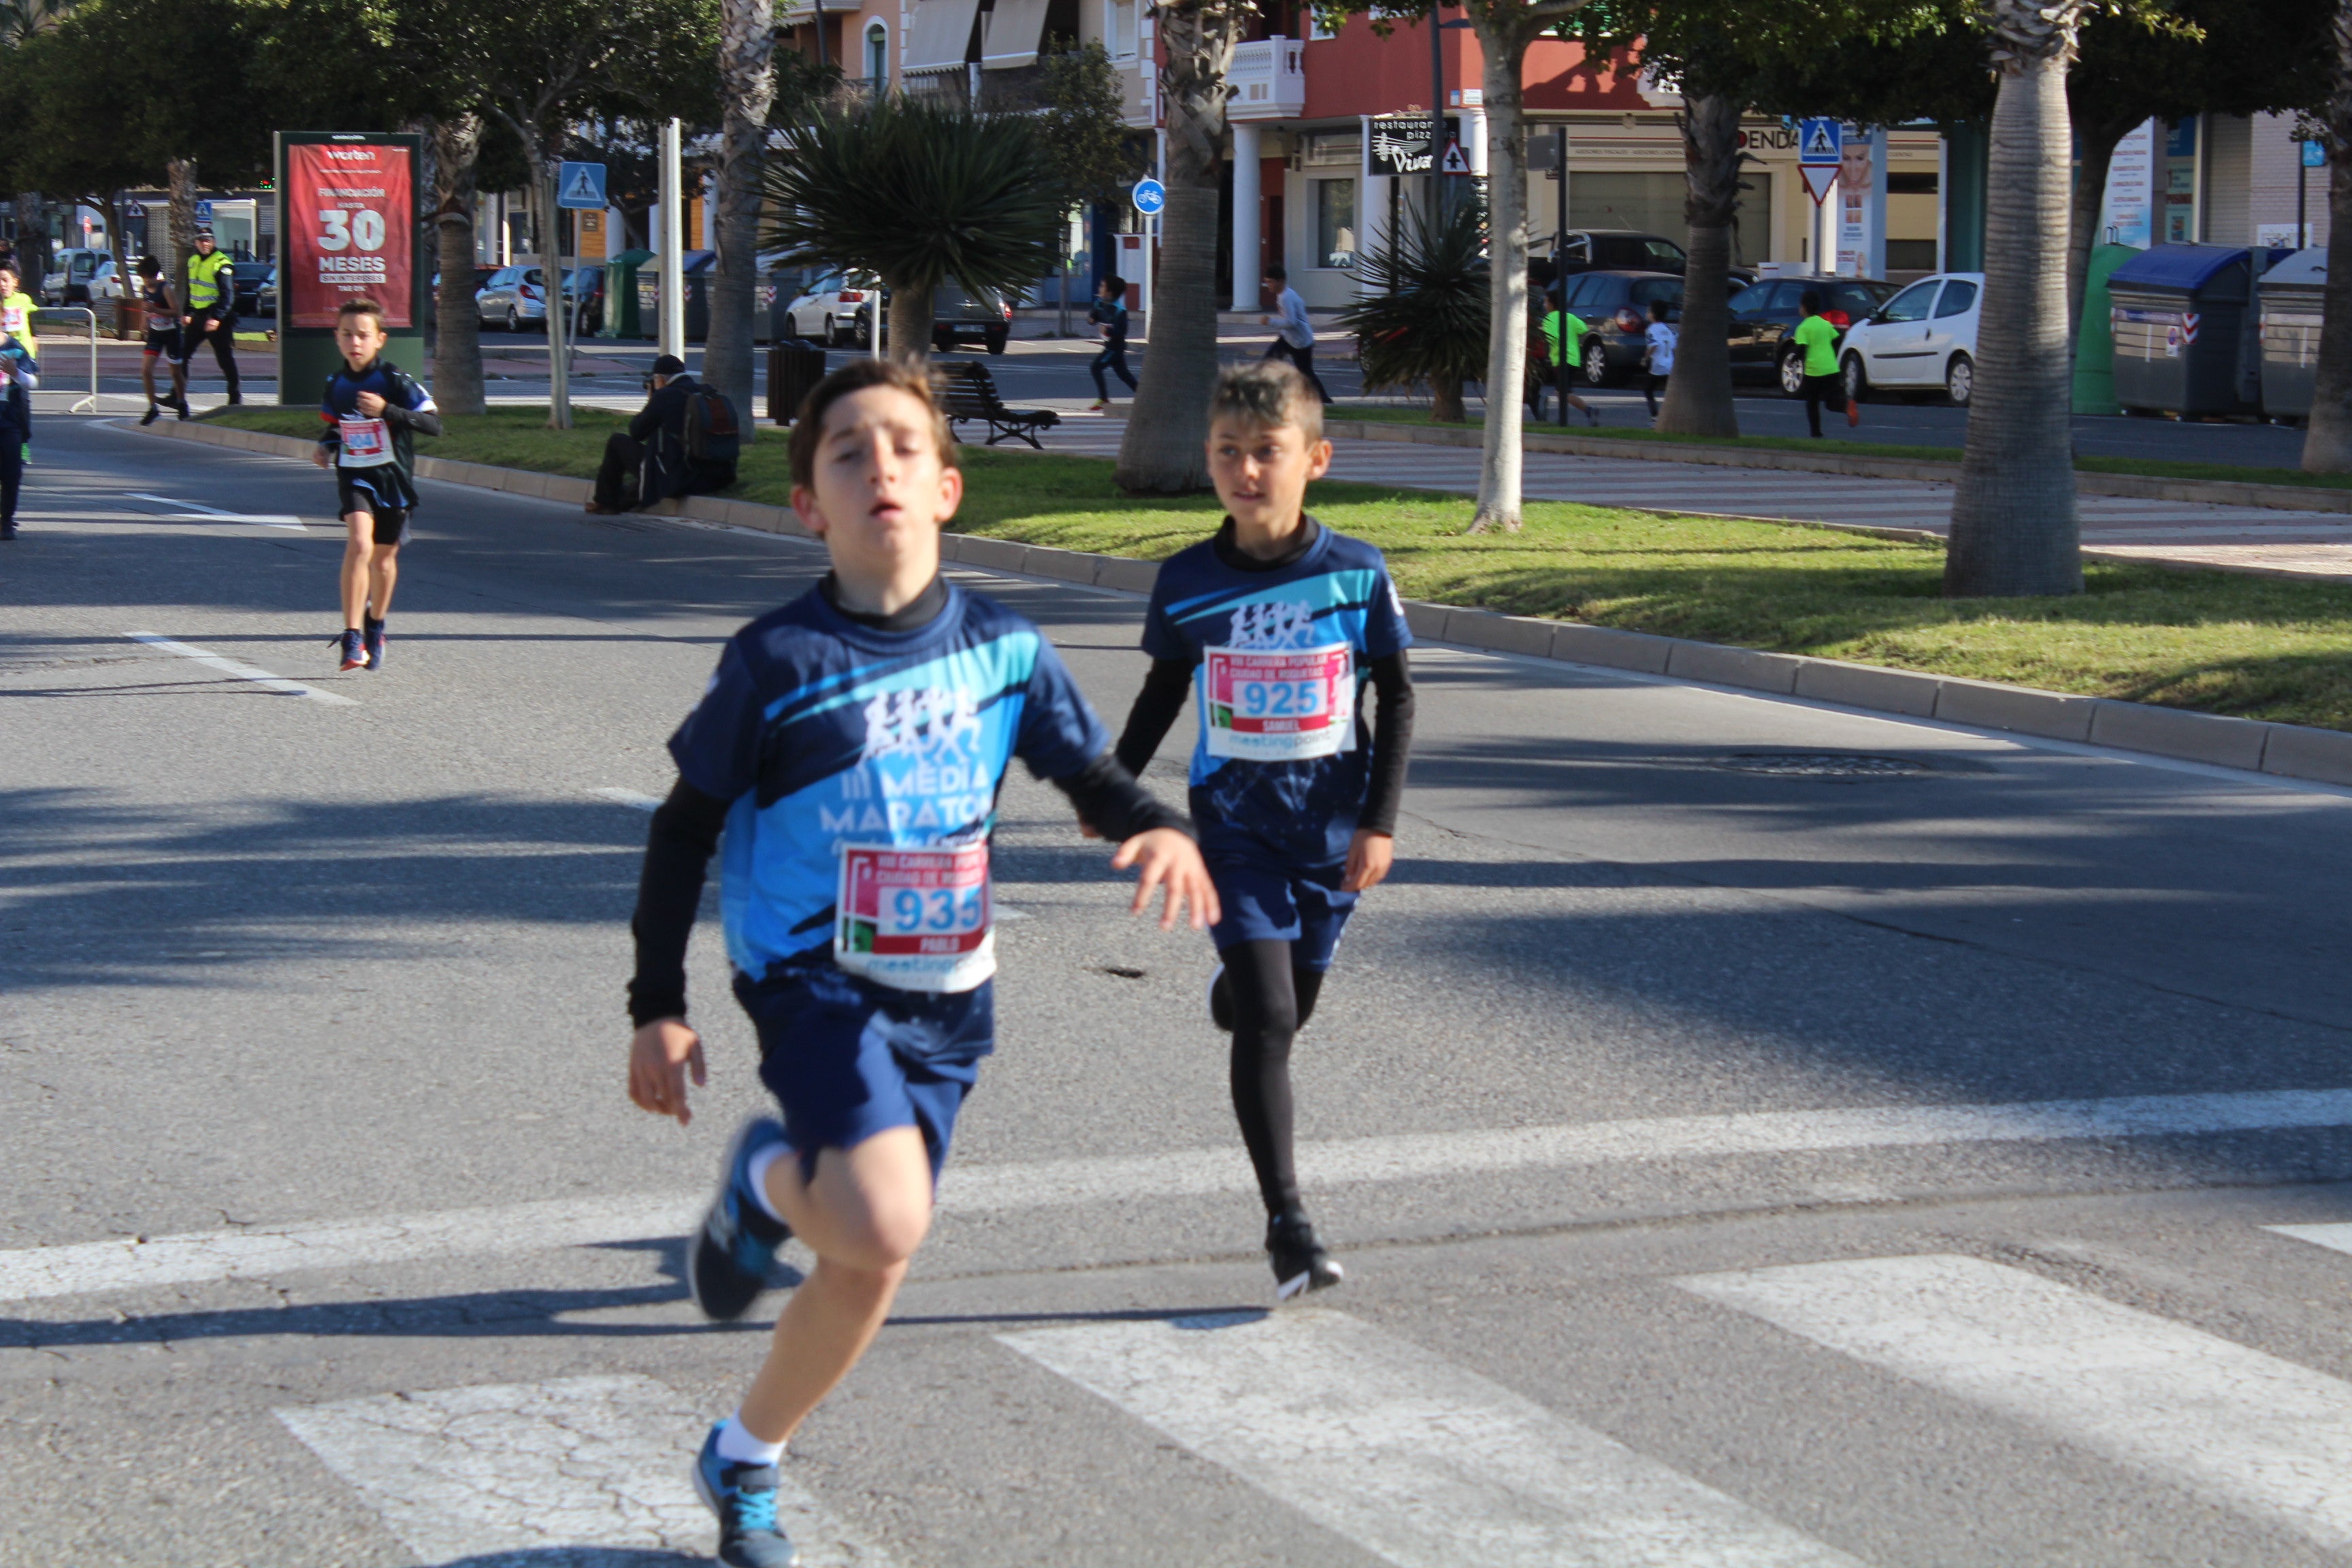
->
<box><xmin>1338</xmin><ymin>199</ymin><xmax>1490</xmax><ymax>423</ymax></box>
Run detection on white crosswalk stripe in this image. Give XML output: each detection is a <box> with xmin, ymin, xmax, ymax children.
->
<box><xmin>1001</xmin><ymin>1307</ymin><xmax>1861</xmax><ymax>1567</ymax></box>
<box><xmin>1678</xmin><ymin>1253</ymin><xmax>2352</xmax><ymax>1553</ymax></box>
<box><xmin>276</xmin><ymin>1374</ymin><xmax>895</xmax><ymax>1567</ymax></box>
<box><xmin>2265</xmin><ymin>1221</ymin><xmax>2352</xmax><ymax>1258</ymax></box>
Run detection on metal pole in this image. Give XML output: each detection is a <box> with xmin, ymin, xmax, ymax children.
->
<box><xmin>1428</xmin><ymin>7</ymin><xmax>1445</xmax><ymax>225</ymax></box>
<box><xmin>545</xmin><ymin>166</ymin><xmax>570</xmax><ymax>429</ymax></box>
<box><xmin>2298</xmin><ymin>146</ymin><xmax>2308</xmax><ymax>248</ymax></box>
<box><xmin>1554</xmin><ymin>125</ymin><xmax>1567</xmax><ymax>259</ymax></box>
<box><xmin>659</xmin><ymin>118</ymin><xmax>686</xmax><ymax>359</ymax></box>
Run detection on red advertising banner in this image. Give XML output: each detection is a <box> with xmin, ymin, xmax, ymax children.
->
<box><xmin>284</xmin><ymin>141</ymin><xmax>413</xmax><ymax>329</ymax></box>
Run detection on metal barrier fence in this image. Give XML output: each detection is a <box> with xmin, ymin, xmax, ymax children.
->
<box><xmin>30</xmin><ymin>306</ymin><xmax>99</xmax><ymax>413</ymax></box>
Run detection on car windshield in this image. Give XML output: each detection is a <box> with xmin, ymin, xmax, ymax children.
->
<box><xmin>1828</xmin><ymin>283</ymin><xmax>1890</xmax><ymax>318</ymax></box>
<box><xmin>1628</xmin><ymin>278</ymin><xmax>1684</xmax><ymax>308</ymax></box>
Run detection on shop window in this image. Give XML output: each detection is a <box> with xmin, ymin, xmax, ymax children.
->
<box><xmin>1316</xmin><ymin>178</ymin><xmax>1356</xmax><ymax>269</ymax></box>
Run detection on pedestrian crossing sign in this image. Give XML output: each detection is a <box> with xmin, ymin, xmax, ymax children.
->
<box><xmin>1798</xmin><ymin>118</ymin><xmax>1840</xmax><ymax>165</ymax></box>
<box><xmin>1439</xmin><ymin>139</ymin><xmax>1471</xmax><ymax>176</ymax></box>
<box><xmin>557</xmin><ymin>161</ymin><xmax>608</xmax><ymax>210</ymax></box>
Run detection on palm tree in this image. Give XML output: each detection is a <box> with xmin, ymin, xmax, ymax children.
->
<box><xmin>1113</xmin><ymin>0</ymin><xmax>1244</xmax><ymax>493</ymax></box>
<box><xmin>1339</xmin><ymin>198</ymin><xmax>1488</xmax><ymax>423</ymax></box>
<box><xmin>1652</xmin><ymin>88</ymin><xmax>1742</xmax><ymax>439</ymax></box>
<box><xmin>706</xmin><ymin>0</ymin><xmax>774</xmax><ymax>421</ymax></box>
<box><xmin>1942</xmin><ymin>0</ymin><xmax>2089</xmax><ymax>597</ymax></box>
<box><xmin>431</xmin><ymin>112</ymin><xmax>489</xmax><ymax>417</ymax></box>
<box><xmin>762</xmin><ymin>93</ymin><xmax>1064</xmax><ymax>365</ymax></box>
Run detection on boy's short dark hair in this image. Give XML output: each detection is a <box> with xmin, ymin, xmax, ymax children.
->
<box><xmin>1208</xmin><ymin>359</ymin><xmax>1322</xmax><ymax>444</ymax></box>
<box><xmin>1266</xmin><ymin>262</ymin><xmax>1288</xmax><ymax>281</ymax></box>
<box><xmin>1648</xmin><ymin>300</ymin><xmax>1670</xmax><ymax>321</ymax></box>
<box><xmin>137</xmin><ymin>254</ymin><xmax>161</xmax><ymax>276</ymax></box>
<box><xmin>1799</xmin><ymin>289</ymin><xmax>1823</xmax><ymax>313</ymax></box>
<box><xmin>1101</xmin><ymin>274</ymin><xmax>1124</xmax><ymax>295</ymax></box>
<box><xmin>789</xmin><ymin>357</ymin><xmax>958</xmax><ymax>489</ymax></box>
<box><xmin>338</xmin><ymin>297</ymin><xmax>387</xmax><ymax>328</ymax></box>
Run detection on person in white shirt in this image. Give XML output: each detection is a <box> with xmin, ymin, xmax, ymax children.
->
<box><xmin>1260</xmin><ymin>263</ymin><xmax>1332</xmax><ymax>405</ymax></box>
<box><xmin>1642</xmin><ymin>300</ymin><xmax>1676</xmax><ymax>421</ymax></box>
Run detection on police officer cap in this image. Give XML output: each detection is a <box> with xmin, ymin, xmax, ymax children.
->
<box><xmin>193</xmin><ymin>225</ymin><xmax>214</xmax><ymax>238</ymax></box>
<box><xmin>651</xmin><ymin>354</ymin><xmax>687</xmax><ymax>376</ymax></box>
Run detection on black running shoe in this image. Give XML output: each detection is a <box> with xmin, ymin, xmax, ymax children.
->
<box><xmin>693</xmin><ymin>1424</ymin><xmax>798</xmax><ymax>1567</ymax></box>
<box><xmin>691</xmin><ymin>1116</ymin><xmax>794</xmax><ymax>1322</ymax></box>
<box><xmin>1268</xmin><ymin>1213</ymin><xmax>1342</xmax><ymax>1301</ymax></box>
<box><xmin>141</xmin><ymin>404</ymin><xmax>160</xmax><ymax>426</ymax></box>
<box><xmin>0</xmin><ymin>521</ymin><xmax>16</xmax><ymax>541</ymax></box>
<box><xmin>174</xmin><ymin>397</ymin><xmax>191</xmax><ymax>421</ymax></box>
<box><xmin>362</xmin><ymin>616</ymin><xmax>385</xmax><ymax>672</ymax></box>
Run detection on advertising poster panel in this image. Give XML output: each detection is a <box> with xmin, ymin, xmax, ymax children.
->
<box><xmin>284</xmin><ymin>141</ymin><xmax>414</xmax><ymax>329</ymax></box>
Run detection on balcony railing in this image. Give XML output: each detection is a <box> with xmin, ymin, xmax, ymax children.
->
<box><xmin>1228</xmin><ymin>37</ymin><xmax>1305</xmax><ymax>121</ymax></box>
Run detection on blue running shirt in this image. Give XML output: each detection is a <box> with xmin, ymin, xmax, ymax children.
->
<box><xmin>670</xmin><ymin>581</ymin><xmax>1110</xmax><ymax>979</ymax></box>
<box><xmin>1141</xmin><ymin>523</ymin><xmax>1411</xmax><ymax>867</ymax></box>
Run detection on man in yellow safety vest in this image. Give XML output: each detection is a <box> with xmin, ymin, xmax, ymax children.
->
<box><xmin>182</xmin><ymin>227</ymin><xmax>241</xmax><ymax>404</ymax></box>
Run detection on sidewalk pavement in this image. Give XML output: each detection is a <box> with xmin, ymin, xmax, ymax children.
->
<box><xmin>1042</xmin><ymin>416</ymin><xmax>2352</xmax><ymax>580</ymax></box>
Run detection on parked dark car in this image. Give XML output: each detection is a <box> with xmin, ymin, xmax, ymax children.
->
<box><xmin>231</xmin><ymin>261</ymin><xmax>274</xmax><ymax>318</ymax></box>
<box><xmin>1554</xmin><ymin>269</ymin><xmax>1684</xmax><ymax>386</ymax></box>
<box><xmin>931</xmin><ymin>280</ymin><xmax>1012</xmax><ymax>354</ymax></box>
<box><xmin>255</xmin><ymin>267</ymin><xmax>276</xmax><ymax>321</ymax></box>
<box><xmin>1553</xmin><ymin>229</ymin><xmax>1688</xmax><ymax>277</ymax></box>
<box><xmin>1725</xmin><ymin>276</ymin><xmax>1898</xmax><ymax>393</ymax></box>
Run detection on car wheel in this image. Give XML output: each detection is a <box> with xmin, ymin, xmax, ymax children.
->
<box><xmin>853</xmin><ymin>313</ymin><xmax>872</xmax><ymax>350</ymax></box>
<box><xmin>1582</xmin><ymin>339</ymin><xmax>1612</xmax><ymax>387</ymax></box>
<box><xmin>1944</xmin><ymin>353</ymin><xmax>1974</xmax><ymax>407</ymax></box>
<box><xmin>1841</xmin><ymin>355</ymin><xmax>1869</xmax><ymax>404</ymax></box>
<box><xmin>1778</xmin><ymin>348</ymin><xmax>1807</xmax><ymax>397</ymax></box>
<box><xmin>820</xmin><ymin>314</ymin><xmax>837</xmax><ymax>346</ymax></box>
<box><xmin>985</xmin><ymin>330</ymin><xmax>1008</xmax><ymax>355</ymax></box>
<box><xmin>506</xmin><ymin>306</ymin><xmax>520</xmax><ymax>332</ymax></box>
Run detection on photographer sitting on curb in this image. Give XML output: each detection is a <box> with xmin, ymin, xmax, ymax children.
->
<box><xmin>587</xmin><ymin>354</ymin><xmax>738</xmax><ymax>514</ymax></box>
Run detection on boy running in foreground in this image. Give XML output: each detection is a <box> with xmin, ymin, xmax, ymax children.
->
<box><xmin>625</xmin><ymin>358</ymin><xmax>1218</xmax><ymax>1568</ymax></box>
<box><xmin>311</xmin><ymin>299</ymin><xmax>440</xmax><ymax>672</ymax></box>
<box><xmin>1113</xmin><ymin>361</ymin><xmax>1415</xmax><ymax>1300</ymax></box>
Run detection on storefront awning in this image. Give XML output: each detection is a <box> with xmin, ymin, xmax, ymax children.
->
<box><xmin>979</xmin><ymin>0</ymin><xmax>1054</xmax><ymax>69</ymax></box>
<box><xmin>900</xmin><ymin>0</ymin><xmax>982</xmax><ymax>74</ymax></box>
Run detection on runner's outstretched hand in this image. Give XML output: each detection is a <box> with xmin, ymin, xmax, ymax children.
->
<box><xmin>1112</xmin><ymin>828</ymin><xmax>1220</xmax><ymax>930</ymax></box>
<box><xmin>1340</xmin><ymin>828</ymin><xmax>1394</xmax><ymax>893</ymax></box>
<box><xmin>628</xmin><ymin>1017</ymin><xmax>707</xmax><ymax>1127</ymax></box>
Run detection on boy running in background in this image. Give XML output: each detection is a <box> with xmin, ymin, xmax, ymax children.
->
<box><xmin>1088</xmin><ymin>274</ymin><xmax>1135</xmax><ymax>410</ymax></box>
<box><xmin>1541</xmin><ymin>293</ymin><xmax>1600</xmax><ymax>427</ymax></box>
<box><xmin>1642</xmin><ymin>298</ymin><xmax>1676</xmax><ymax>421</ymax></box>
<box><xmin>1791</xmin><ymin>289</ymin><xmax>1845</xmax><ymax>438</ymax></box>
<box><xmin>1114</xmin><ymin>359</ymin><xmax>1415</xmax><ymax>1300</ymax></box>
<box><xmin>311</xmin><ymin>299</ymin><xmax>440</xmax><ymax>672</ymax></box>
<box><xmin>135</xmin><ymin>255</ymin><xmax>189</xmax><ymax>425</ymax></box>
<box><xmin>625</xmin><ymin>358</ymin><xmax>1217</xmax><ymax>1568</ymax></box>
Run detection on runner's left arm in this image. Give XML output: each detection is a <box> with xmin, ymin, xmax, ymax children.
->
<box><xmin>1358</xmin><ymin>651</ymin><xmax>1415</xmax><ymax>835</ymax></box>
<box><xmin>384</xmin><ymin>373</ymin><xmax>444</xmax><ymax>438</ymax></box>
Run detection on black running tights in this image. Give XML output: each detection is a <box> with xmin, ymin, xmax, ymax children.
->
<box><xmin>1220</xmin><ymin>938</ymin><xmax>1328</xmax><ymax>1221</ymax></box>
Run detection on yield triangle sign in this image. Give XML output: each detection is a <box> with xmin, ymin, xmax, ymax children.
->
<box><xmin>1439</xmin><ymin>139</ymin><xmax>1471</xmax><ymax>176</ymax></box>
<box><xmin>1801</xmin><ymin>165</ymin><xmax>1839</xmax><ymax>204</ymax></box>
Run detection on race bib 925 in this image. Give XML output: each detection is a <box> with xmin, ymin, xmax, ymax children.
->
<box><xmin>1204</xmin><ymin>642</ymin><xmax>1356</xmax><ymax>762</ymax></box>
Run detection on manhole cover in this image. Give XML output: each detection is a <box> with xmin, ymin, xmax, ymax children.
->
<box><xmin>1709</xmin><ymin>753</ymin><xmax>1937</xmax><ymax>778</ymax></box>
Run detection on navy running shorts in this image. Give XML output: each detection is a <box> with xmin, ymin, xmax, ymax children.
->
<box><xmin>734</xmin><ymin>960</ymin><xmax>992</xmax><ymax>1182</ymax></box>
<box><xmin>1206</xmin><ymin>855</ymin><xmax>1357</xmax><ymax>968</ymax></box>
<box><xmin>336</xmin><ymin>475</ymin><xmax>409</xmax><ymax>545</ymax></box>
<box><xmin>142</xmin><ymin>327</ymin><xmax>184</xmax><ymax>361</ymax></box>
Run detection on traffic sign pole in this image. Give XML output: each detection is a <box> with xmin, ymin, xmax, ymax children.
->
<box><xmin>1131</xmin><ymin>179</ymin><xmax>1166</xmax><ymax>332</ymax></box>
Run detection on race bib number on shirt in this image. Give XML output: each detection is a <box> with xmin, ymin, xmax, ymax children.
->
<box><xmin>1</xmin><ymin>305</ymin><xmax>24</xmax><ymax>338</ymax></box>
<box><xmin>338</xmin><ymin>416</ymin><xmax>393</xmax><ymax>466</ymax></box>
<box><xmin>1204</xmin><ymin>642</ymin><xmax>1356</xmax><ymax>762</ymax></box>
<box><xmin>834</xmin><ymin>842</ymin><xmax>995</xmax><ymax>993</ymax></box>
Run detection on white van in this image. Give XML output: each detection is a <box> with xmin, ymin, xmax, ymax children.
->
<box><xmin>1838</xmin><ymin>272</ymin><xmax>1984</xmax><ymax>406</ymax></box>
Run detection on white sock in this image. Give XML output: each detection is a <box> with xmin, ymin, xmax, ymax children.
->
<box><xmin>714</xmin><ymin>1413</ymin><xmax>785</xmax><ymax>1467</ymax></box>
<box><xmin>745</xmin><ymin>1142</ymin><xmax>791</xmax><ymax>1224</ymax></box>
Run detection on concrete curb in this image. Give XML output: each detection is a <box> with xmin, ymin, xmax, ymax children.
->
<box><xmin>137</xmin><ymin>416</ymin><xmax>2352</xmax><ymax>790</ymax></box>
<box><xmin>1323</xmin><ymin>418</ymin><xmax>2352</xmax><ymax>517</ymax></box>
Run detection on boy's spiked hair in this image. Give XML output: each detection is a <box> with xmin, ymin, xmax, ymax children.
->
<box><xmin>1207</xmin><ymin>359</ymin><xmax>1322</xmax><ymax>444</ymax></box>
<box><xmin>337</xmin><ymin>297</ymin><xmax>387</xmax><ymax>328</ymax></box>
<box><xmin>788</xmin><ymin>357</ymin><xmax>958</xmax><ymax>489</ymax></box>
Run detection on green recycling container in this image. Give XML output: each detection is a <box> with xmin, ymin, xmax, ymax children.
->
<box><xmin>602</xmin><ymin>248</ymin><xmax>654</xmax><ymax>340</ymax></box>
<box><xmin>2072</xmin><ymin>243</ymin><xmax>2136</xmax><ymax>415</ymax></box>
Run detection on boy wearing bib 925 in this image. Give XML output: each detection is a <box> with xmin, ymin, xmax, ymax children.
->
<box><xmin>312</xmin><ymin>298</ymin><xmax>440</xmax><ymax>672</ymax></box>
<box><xmin>625</xmin><ymin>359</ymin><xmax>1218</xmax><ymax>1568</ymax></box>
<box><xmin>1115</xmin><ymin>360</ymin><xmax>1415</xmax><ymax>1301</ymax></box>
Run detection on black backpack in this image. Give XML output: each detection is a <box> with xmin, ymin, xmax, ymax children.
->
<box><xmin>683</xmin><ymin>385</ymin><xmax>741</xmax><ymax>464</ymax></box>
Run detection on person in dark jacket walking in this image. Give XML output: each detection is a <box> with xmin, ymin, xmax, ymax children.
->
<box><xmin>588</xmin><ymin>355</ymin><xmax>732</xmax><ymax>512</ymax></box>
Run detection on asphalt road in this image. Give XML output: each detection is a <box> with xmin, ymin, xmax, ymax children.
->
<box><xmin>5</xmin><ymin>414</ymin><xmax>2352</xmax><ymax>1567</ymax></box>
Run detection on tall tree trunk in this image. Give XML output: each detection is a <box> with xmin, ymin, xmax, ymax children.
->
<box><xmin>14</xmin><ymin>191</ymin><xmax>46</xmax><ymax>296</ymax></box>
<box><xmin>708</xmin><ymin>0</ymin><xmax>776</xmax><ymax>418</ymax></box>
<box><xmin>1656</xmin><ymin>93</ymin><xmax>1742</xmax><ymax>440</ymax></box>
<box><xmin>888</xmin><ymin>279</ymin><xmax>933</xmax><ymax>364</ymax></box>
<box><xmin>2304</xmin><ymin>0</ymin><xmax>2352</xmax><ymax>470</ymax></box>
<box><xmin>1467</xmin><ymin>18</ymin><xmax>1531</xmax><ymax>532</ymax></box>
<box><xmin>1115</xmin><ymin>0</ymin><xmax>1239</xmax><ymax>494</ymax></box>
<box><xmin>2065</xmin><ymin>111</ymin><xmax>2135</xmax><ymax>348</ymax></box>
<box><xmin>165</xmin><ymin>162</ymin><xmax>196</xmax><ymax>323</ymax></box>
<box><xmin>1944</xmin><ymin>2</ymin><xmax>2084</xmax><ymax>598</ymax></box>
<box><xmin>539</xmin><ymin>157</ymin><xmax>572</xmax><ymax>429</ymax></box>
<box><xmin>433</xmin><ymin>112</ymin><xmax>488</xmax><ymax>417</ymax></box>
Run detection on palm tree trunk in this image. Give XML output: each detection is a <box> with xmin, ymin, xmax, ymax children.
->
<box><xmin>1433</xmin><ymin>375</ymin><xmax>1466</xmax><ymax>422</ymax></box>
<box><xmin>433</xmin><ymin>113</ymin><xmax>488</xmax><ymax>417</ymax></box>
<box><xmin>2304</xmin><ymin>1</ymin><xmax>2352</xmax><ymax>471</ymax></box>
<box><xmin>1467</xmin><ymin>20</ymin><xmax>1531</xmax><ymax>533</ymax></box>
<box><xmin>165</xmin><ymin>163</ymin><xmax>195</xmax><ymax>319</ymax></box>
<box><xmin>1656</xmin><ymin>93</ymin><xmax>1741</xmax><ymax>440</ymax></box>
<box><xmin>888</xmin><ymin>279</ymin><xmax>933</xmax><ymax>364</ymax></box>
<box><xmin>1944</xmin><ymin>14</ymin><xmax>2082</xmax><ymax>598</ymax></box>
<box><xmin>708</xmin><ymin>0</ymin><xmax>776</xmax><ymax>419</ymax></box>
<box><xmin>1115</xmin><ymin>0</ymin><xmax>1238</xmax><ymax>494</ymax></box>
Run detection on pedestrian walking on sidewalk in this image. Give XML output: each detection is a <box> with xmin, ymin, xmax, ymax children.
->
<box><xmin>181</xmin><ymin>228</ymin><xmax>241</xmax><ymax>405</ymax></box>
<box><xmin>1088</xmin><ymin>274</ymin><xmax>1136</xmax><ymax>411</ymax></box>
<box><xmin>1641</xmin><ymin>300</ymin><xmax>1676</xmax><ymax>422</ymax></box>
<box><xmin>1791</xmin><ymin>291</ymin><xmax>1846</xmax><ymax>439</ymax></box>
<box><xmin>1260</xmin><ymin>264</ymin><xmax>1331</xmax><ymax>406</ymax></box>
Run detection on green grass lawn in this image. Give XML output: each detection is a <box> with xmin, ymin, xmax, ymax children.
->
<box><xmin>203</xmin><ymin>404</ymin><xmax>2352</xmax><ymax>731</ymax></box>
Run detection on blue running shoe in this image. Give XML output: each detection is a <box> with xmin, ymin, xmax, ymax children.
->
<box><xmin>691</xmin><ymin>1116</ymin><xmax>793</xmax><ymax>1322</ymax></box>
<box><xmin>693</xmin><ymin>1423</ymin><xmax>798</xmax><ymax>1568</ymax></box>
<box><xmin>333</xmin><ymin>629</ymin><xmax>368</xmax><ymax>671</ymax></box>
<box><xmin>361</xmin><ymin>615</ymin><xmax>385</xmax><ymax>672</ymax></box>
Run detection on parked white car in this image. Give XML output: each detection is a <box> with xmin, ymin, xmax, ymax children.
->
<box><xmin>1838</xmin><ymin>271</ymin><xmax>1984</xmax><ymax>406</ymax></box>
<box><xmin>781</xmin><ymin>270</ymin><xmax>883</xmax><ymax>347</ymax></box>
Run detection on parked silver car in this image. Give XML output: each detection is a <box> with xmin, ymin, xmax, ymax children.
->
<box><xmin>476</xmin><ymin>265</ymin><xmax>591</xmax><ymax>331</ymax></box>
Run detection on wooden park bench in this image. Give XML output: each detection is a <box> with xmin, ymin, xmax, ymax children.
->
<box><xmin>934</xmin><ymin>360</ymin><xmax>1060</xmax><ymax>450</ymax></box>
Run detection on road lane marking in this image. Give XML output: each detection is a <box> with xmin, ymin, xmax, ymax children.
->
<box><xmin>1001</xmin><ymin>1309</ymin><xmax>1858</xmax><ymax>1567</ymax></box>
<box><xmin>276</xmin><ymin>1374</ymin><xmax>894</xmax><ymax>1567</ymax></box>
<box><xmin>10</xmin><ymin>1085</ymin><xmax>2352</xmax><ymax>1303</ymax></box>
<box><xmin>125</xmin><ymin>491</ymin><xmax>306</xmax><ymax>529</ymax></box>
<box><xmin>2265</xmin><ymin>1222</ymin><xmax>2352</xmax><ymax>1258</ymax></box>
<box><xmin>122</xmin><ymin>632</ymin><xmax>357</xmax><ymax>705</ymax></box>
<box><xmin>1678</xmin><ymin>1254</ymin><xmax>2352</xmax><ymax>1552</ymax></box>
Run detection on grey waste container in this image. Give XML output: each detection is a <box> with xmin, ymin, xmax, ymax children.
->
<box><xmin>632</xmin><ymin>250</ymin><xmax>716</xmax><ymax>341</ymax></box>
<box><xmin>2257</xmin><ymin>247</ymin><xmax>2328</xmax><ymax>422</ymax></box>
<box><xmin>2108</xmin><ymin>244</ymin><xmax>2290</xmax><ymax>416</ymax></box>
<box><xmin>768</xmin><ymin>340</ymin><xmax>828</xmax><ymax>425</ymax></box>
